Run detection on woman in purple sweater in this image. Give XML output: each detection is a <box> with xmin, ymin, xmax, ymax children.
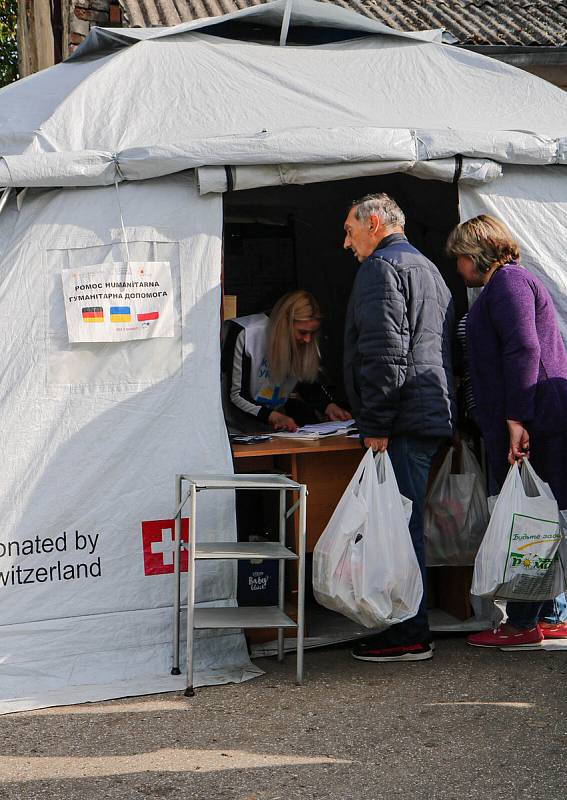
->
<box><xmin>447</xmin><ymin>214</ymin><xmax>567</xmax><ymax>649</ymax></box>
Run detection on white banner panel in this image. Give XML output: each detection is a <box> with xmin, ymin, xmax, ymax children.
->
<box><xmin>0</xmin><ymin>175</ymin><xmax>259</xmax><ymax>714</ymax></box>
<box><xmin>62</xmin><ymin>260</ymin><xmax>174</xmax><ymax>342</ymax></box>
<box><xmin>459</xmin><ymin>165</ymin><xmax>567</xmax><ymax>341</ymax></box>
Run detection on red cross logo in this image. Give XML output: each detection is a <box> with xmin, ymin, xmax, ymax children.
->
<box><xmin>141</xmin><ymin>518</ymin><xmax>189</xmax><ymax>575</ymax></box>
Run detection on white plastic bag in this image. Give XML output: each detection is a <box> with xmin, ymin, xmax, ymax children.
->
<box><xmin>424</xmin><ymin>443</ymin><xmax>489</xmax><ymax>566</ymax></box>
<box><xmin>312</xmin><ymin>448</ymin><xmax>422</xmax><ymax>629</ymax></box>
<box><xmin>471</xmin><ymin>460</ymin><xmax>564</xmax><ymax>601</ymax></box>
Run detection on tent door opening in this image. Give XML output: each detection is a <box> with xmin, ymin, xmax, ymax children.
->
<box><xmin>222</xmin><ymin>174</ymin><xmax>477</xmax><ymax>646</ymax></box>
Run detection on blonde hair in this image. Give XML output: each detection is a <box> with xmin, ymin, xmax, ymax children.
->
<box><xmin>446</xmin><ymin>214</ymin><xmax>520</xmax><ymax>274</ymax></box>
<box><xmin>267</xmin><ymin>290</ymin><xmax>321</xmax><ymax>384</ymax></box>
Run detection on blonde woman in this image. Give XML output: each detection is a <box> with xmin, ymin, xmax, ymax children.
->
<box><xmin>447</xmin><ymin>214</ymin><xmax>567</xmax><ymax>649</ymax></box>
<box><xmin>222</xmin><ymin>290</ymin><xmax>350</xmax><ymax>432</ymax></box>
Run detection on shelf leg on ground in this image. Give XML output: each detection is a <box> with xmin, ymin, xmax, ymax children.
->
<box><xmin>278</xmin><ymin>489</ymin><xmax>286</xmax><ymax>662</ymax></box>
<box><xmin>186</xmin><ymin>486</ymin><xmax>198</xmax><ymax>697</ymax></box>
<box><xmin>171</xmin><ymin>474</ymin><xmax>183</xmax><ymax>675</ymax></box>
<box><xmin>296</xmin><ymin>484</ymin><xmax>307</xmax><ymax>685</ymax></box>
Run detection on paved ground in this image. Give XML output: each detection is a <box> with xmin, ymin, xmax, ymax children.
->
<box><xmin>1</xmin><ymin>636</ymin><xmax>566</xmax><ymax>800</ymax></box>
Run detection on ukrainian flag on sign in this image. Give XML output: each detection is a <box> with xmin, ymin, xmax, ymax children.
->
<box><xmin>110</xmin><ymin>306</ymin><xmax>131</xmax><ymax>323</ymax></box>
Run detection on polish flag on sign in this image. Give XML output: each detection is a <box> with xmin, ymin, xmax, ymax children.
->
<box><xmin>141</xmin><ymin>518</ymin><xmax>189</xmax><ymax>575</ymax></box>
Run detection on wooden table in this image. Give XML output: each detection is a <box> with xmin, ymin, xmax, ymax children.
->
<box><xmin>232</xmin><ymin>436</ymin><xmax>363</xmax><ymax>552</ymax></box>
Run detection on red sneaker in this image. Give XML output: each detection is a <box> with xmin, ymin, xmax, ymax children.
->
<box><xmin>351</xmin><ymin>641</ymin><xmax>433</xmax><ymax>662</ymax></box>
<box><xmin>467</xmin><ymin>625</ymin><xmax>543</xmax><ymax>650</ymax></box>
<box><xmin>539</xmin><ymin>622</ymin><xmax>567</xmax><ymax>639</ymax></box>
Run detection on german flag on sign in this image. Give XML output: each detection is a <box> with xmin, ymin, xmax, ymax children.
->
<box><xmin>110</xmin><ymin>306</ymin><xmax>131</xmax><ymax>323</ymax></box>
<box><xmin>82</xmin><ymin>307</ymin><xmax>104</xmax><ymax>323</ymax></box>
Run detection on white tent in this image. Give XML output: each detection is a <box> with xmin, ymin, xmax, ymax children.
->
<box><xmin>1</xmin><ymin>0</ymin><xmax>566</xmax><ymax>713</ymax></box>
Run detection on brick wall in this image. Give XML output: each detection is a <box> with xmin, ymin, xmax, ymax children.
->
<box><xmin>66</xmin><ymin>0</ymin><xmax>123</xmax><ymax>56</ymax></box>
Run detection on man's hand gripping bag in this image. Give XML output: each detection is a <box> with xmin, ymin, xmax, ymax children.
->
<box><xmin>312</xmin><ymin>448</ymin><xmax>422</xmax><ymax>629</ymax></box>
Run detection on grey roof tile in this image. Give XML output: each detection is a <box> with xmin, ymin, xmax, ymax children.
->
<box><xmin>118</xmin><ymin>0</ymin><xmax>567</xmax><ymax>46</ymax></box>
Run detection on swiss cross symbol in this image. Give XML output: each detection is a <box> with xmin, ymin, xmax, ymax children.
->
<box><xmin>141</xmin><ymin>518</ymin><xmax>189</xmax><ymax>575</ymax></box>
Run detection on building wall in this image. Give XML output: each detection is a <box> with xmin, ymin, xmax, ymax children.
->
<box><xmin>17</xmin><ymin>0</ymin><xmax>122</xmax><ymax>75</ymax></box>
<box><xmin>65</xmin><ymin>0</ymin><xmax>122</xmax><ymax>59</ymax></box>
<box><xmin>17</xmin><ymin>0</ymin><xmax>55</xmax><ymax>77</ymax></box>
<box><xmin>523</xmin><ymin>65</ymin><xmax>567</xmax><ymax>92</ymax></box>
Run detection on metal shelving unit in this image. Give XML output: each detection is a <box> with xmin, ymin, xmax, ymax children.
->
<box><xmin>171</xmin><ymin>472</ymin><xmax>307</xmax><ymax>696</ymax></box>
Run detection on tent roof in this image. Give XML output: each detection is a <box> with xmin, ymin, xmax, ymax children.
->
<box><xmin>0</xmin><ymin>0</ymin><xmax>566</xmax><ymax>187</ymax></box>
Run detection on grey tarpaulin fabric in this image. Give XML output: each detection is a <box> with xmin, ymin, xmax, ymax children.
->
<box><xmin>459</xmin><ymin>165</ymin><xmax>567</xmax><ymax>341</ymax></box>
<box><xmin>0</xmin><ymin>0</ymin><xmax>566</xmax><ymax>185</ymax></box>
<box><xmin>1</xmin><ymin>0</ymin><xmax>566</xmax><ymax>711</ymax></box>
<box><xmin>196</xmin><ymin>158</ymin><xmax>503</xmax><ymax>194</ymax></box>
<box><xmin>0</xmin><ymin>174</ymin><xmax>263</xmax><ymax>714</ymax></box>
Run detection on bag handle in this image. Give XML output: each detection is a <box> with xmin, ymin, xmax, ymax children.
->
<box><xmin>455</xmin><ymin>441</ymin><xmax>477</xmax><ymax>474</ymax></box>
<box><xmin>518</xmin><ymin>458</ymin><xmax>544</xmax><ymax>499</ymax></box>
<box><xmin>373</xmin><ymin>450</ymin><xmax>403</xmax><ymax>495</ymax></box>
<box><xmin>425</xmin><ymin>446</ymin><xmax>453</xmax><ymax>497</ymax></box>
<box><xmin>519</xmin><ymin>458</ymin><xmax>557</xmax><ymax>503</ymax></box>
<box><xmin>352</xmin><ymin>448</ymin><xmax>374</xmax><ymax>497</ymax></box>
<box><xmin>374</xmin><ymin>450</ymin><xmax>386</xmax><ymax>484</ymax></box>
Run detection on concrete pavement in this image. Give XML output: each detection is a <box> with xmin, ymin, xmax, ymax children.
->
<box><xmin>0</xmin><ymin>636</ymin><xmax>566</xmax><ymax>799</ymax></box>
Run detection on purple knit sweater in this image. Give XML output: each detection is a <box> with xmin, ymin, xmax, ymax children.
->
<box><xmin>466</xmin><ymin>264</ymin><xmax>567</xmax><ymax>448</ymax></box>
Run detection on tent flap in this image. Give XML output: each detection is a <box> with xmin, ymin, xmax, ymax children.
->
<box><xmin>1</xmin><ymin>151</ymin><xmax>117</xmax><ymax>187</ymax></box>
<box><xmin>0</xmin><ymin>130</ymin><xmax>417</xmax><ymax>187</ymax></box>
<box><xmin>417</xmin><ymin>129</ymin><xmax>566</xmax><ymax>165</ymax></box>
<box><xmin>196</xmin><ymin>157</ymin><xmax>503</xmax><ymax>194</ymax></box>
<box><xmin>0</xmin><ymin>128</ymin><xmax>563</xmax><ymax>189</ymax></box>
<box><xmin>117</xmin><ymin>128</ymin><xmax>417</xmax><ymax>178</ymax></box>
<box><xmin>7</xmin><ymin>128</ymin><xmax>556</xmax><ymax>189</ymax></box>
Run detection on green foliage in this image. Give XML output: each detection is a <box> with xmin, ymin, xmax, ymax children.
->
<box><xmin>0</xmin><ymin>0</ymin><xmax>18</xmax><ymax>87</ymax></box>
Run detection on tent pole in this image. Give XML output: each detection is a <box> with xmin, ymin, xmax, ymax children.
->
<box><xmin>0</xmin><ymin>188</ymin><xmax>12</xmax><ymax>218</ymax></box>
<box><xmin>279</xmin><ymin>0</ymin><xmax>293</xmax><ymax>46</ymax></box>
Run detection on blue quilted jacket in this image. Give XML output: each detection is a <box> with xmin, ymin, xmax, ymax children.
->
<box><xmin>344</xmin><ymin>233</ymin><xmax>455</xmax><ymax>439</ymax></box>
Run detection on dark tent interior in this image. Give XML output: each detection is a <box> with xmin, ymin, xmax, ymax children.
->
<box><xmin>223</xmin><ymin>173</ymin><xmax>464</xmax><ymax>404</ymax></box>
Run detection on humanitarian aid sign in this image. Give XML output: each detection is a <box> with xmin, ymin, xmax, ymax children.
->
<box><xmin>62</xmin><ymin>261</ymin><xmax>174</xmax><ymax>342</ymax></box>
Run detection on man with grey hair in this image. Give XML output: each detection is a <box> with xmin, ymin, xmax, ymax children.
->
<box><xmin>343</xmin><ymin>192</ymin><xmax>455</xmax><ymax>663</ymax></box>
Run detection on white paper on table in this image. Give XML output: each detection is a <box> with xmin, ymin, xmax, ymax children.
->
<box><xmin>300</xmin><ymin>420</ymin><xmax>355</xmax><ymax>435</ymax></box>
